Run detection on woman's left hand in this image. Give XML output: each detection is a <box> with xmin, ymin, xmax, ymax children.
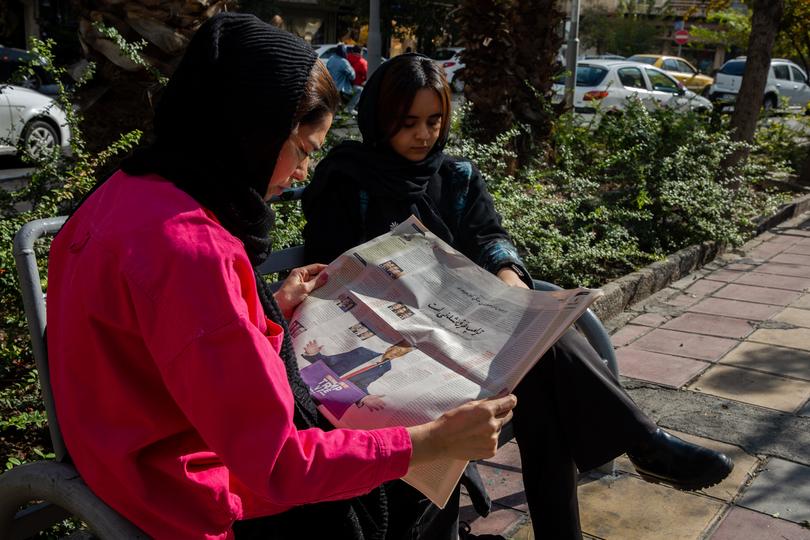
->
<box><xmin>274</xmin><ymin>263</ymin><xmax>329</xmax><ymax>319</ymax></box>
<box><xmin>497</xmin><ymin>267</ymin><xmax>530</xmax><ymax>289</ymax></box>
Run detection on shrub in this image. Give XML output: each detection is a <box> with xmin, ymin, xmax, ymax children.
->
<box><xmin>0</xmin><ymin>37</ymin><xmax>142</xmax><ymax>473</ymax></box>
<box><xmin>471</xmin><ymin>101</ymin><xmax>784</xmax><ymax>287</ymax></box>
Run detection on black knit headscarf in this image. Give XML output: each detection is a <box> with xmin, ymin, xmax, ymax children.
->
<box><xmin>121</xmin><ymin>13</ymin><xmax>388</xmax><ymax>540</ymax></box>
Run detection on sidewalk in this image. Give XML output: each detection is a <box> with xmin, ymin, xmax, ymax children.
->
<box><xmin>461</xmin><ymin>212</ymin><xmax>810</xmax><ymax>539</ymax></box>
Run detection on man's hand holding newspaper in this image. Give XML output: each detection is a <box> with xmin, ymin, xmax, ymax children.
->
<box><xmin>291</xmin><ymin>216</ymin><xmax>602</xmax><ymax>507</ymax></box>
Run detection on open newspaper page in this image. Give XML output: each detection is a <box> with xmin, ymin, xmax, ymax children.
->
<box><xmin>290</xmin><ymin>216</ymin><xmax>601</xmax><ymax>507</ymax></box>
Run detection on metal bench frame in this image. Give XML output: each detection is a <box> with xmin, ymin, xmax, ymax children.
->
<box><xmin>0</xmin><ymin>187</ymin><xmax>617</xmax><ymax>538</ymax></box>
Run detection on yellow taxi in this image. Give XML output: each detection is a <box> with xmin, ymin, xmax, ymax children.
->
<box><xmin>627</xmin><ymin>54</ymin><xmax>714</xmax><ymax>95</ymax></box>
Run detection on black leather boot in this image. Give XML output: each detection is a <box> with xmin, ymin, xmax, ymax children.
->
<box><xmin>628</xmin><ymin>429</ymin><xmax>734</xmax><ymax>491</ymax></box>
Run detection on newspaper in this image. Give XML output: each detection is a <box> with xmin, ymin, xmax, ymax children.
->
<box><xmin>290</xmin><ymin>215</ymin><xmax>602</xmax><ymax>508</ymax></box>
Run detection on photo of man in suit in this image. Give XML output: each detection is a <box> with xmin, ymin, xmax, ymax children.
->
<box><xmin>301</xmin><ymin>339</ymin><xmax>414</xmax><ymax>414</ymax></box>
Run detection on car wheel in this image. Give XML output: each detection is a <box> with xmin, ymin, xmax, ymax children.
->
<box><xmin>20</xmin><ymin>119</ymin><xmax>59</xmax><ymax>159</ymax></box>
<box><xmin>763</xmin><ymin>94</ymin><xmax>778</xmax><ymax>112</ymax></box>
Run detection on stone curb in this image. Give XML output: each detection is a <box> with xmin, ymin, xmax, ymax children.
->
<box><xmin>591</xmin><ymin>191</ymin><xmax>810</xmax><ymax>322</ymax></box>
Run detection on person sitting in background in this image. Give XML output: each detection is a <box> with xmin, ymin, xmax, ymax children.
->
<box><xmin>325</xmin><ymin>44</ymin><xmax>359</xmax><ymax>115</ymax></box>
<box><xmin>302</xmin><ymin>53</ymin><xmax>735</xmax><ymax>540</ymax></box>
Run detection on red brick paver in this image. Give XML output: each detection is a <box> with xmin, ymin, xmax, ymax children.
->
<box><xmin>712</xmin><ymin>283</ymin><xmax>802</xmax><ymax>306</ymax></box>
<box><xmin>616</xmin><ymin>348</ymin><xmax>710</xmax><ymax>387</ymax></box>
<box><xmin>627</xmin><ymin>328</ymin><xmax>738</xmax><ymax>362</ymax></box>
<box><xmin>688</xmin><ymin>297</ymin><xmax>781</xmax><ymax>321</ymax></box>
<box><xmin>662</xmin><ymin>313</ymin><xmax>756</xmax><ymax>339</ymax></box>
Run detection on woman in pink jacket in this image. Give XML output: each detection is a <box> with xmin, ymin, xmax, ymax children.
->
<box><xmin>46</xmin><ymin>13</ymin><xmax>515</xmax><ymax>540</ymax></box>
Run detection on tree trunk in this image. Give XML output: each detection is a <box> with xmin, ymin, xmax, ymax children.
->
<box><xmin>726</xmin><ymin>0</ymin><xmax>783</xmax><ymax>168</ymax></box>
<box><xmin>73</xmin><ymin>0</ymin><xmax>233</xmax><ymax>155</ymax></box>
<box><xmin>800</xmin><ymin>146</ymin><xmax>810</xmax><ymax>186</ymax></box>
<box><xmin>457</xmin><ymin>0</ymin><xmax>563</xmax><ymax>167</ymax></box>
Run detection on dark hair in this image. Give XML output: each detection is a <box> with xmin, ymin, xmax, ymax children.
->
<box><xmin>376</xmin><ymin>55</ymin><xmax>452</xmax><ymax>143</ymax></box>
<box><xmin>294</xmin><ymin>59</ymin><xmax>340</xmax><ymax>126</ymax></box>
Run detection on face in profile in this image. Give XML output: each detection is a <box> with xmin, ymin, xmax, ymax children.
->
<box><xmin>265</xmin><ymin>113</ymin><xmax>333</xmax><ymax>200</ymax></box>
<box><xmin>388</xmin><ymin>88</ymin><xmax>444</xmax><ymax>162</ymax></box>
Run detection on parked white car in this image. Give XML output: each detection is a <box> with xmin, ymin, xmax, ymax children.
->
<box><xmin>431</xmin><ymin>47</ymin><xmax>464</xmax><ymax>92</ymax></box>
<box><xmin>552</xmin><ymin>60</ymin><xmax>713</xmax><ymax>115</ymax></box>
<box><xmin>709</xmin><ymin>57</ymin><xmax>810</xmax><ymax>111</ymax></box>
<box><xmin>0</xmin><ymin>84</ymin><xmax>70</xmax><ymax>158</ymax></box>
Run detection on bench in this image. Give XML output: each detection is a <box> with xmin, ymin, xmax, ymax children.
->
<box><xmin>0</xmin><ymin>187</ymin><xmax>617</xmax><ymax>538</ymax></box>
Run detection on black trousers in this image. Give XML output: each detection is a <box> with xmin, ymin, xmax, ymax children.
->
<box><xmin>235</xmin><ymin>329</ymin><xmax>656</xmax><ymax>540</ymax></box>
<box><xmin>510</xmin><ymin>328</ymin><xmax>657</xmax><ymax>540</ymax></box>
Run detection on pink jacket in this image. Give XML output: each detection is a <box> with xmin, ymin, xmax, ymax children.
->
<box><xmin>46</xmin><ymin>171</ymin><xmax>411</xmax><ymax>539</ymax></box>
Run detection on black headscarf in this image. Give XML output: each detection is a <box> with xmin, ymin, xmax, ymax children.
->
<box><xmin>304</xmin><ymin>53</ymin><xmax>455</xmax><ymax>244</ymax></box>
<box><xmin>119</xmin><ymin>13</ymin><xmax>388</xmax><ymax>540</ymax></box>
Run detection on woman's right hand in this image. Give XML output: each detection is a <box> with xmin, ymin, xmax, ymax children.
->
<box><xmin>406</xmin><ymin>394</ymin><xmax>517</xmax><ymax>465</ymax></box>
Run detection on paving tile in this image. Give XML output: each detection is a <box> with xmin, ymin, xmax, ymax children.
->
<box><xmin>610</xmin><ymin>324</ymin><xmax>653</xmax><ymax>347</ymax></box>
<box><xmin>755</xmin><ymin>262</ymin><xmax>810</xmax><ymax>278</ymax></box>
<box><xmin>734</xmin><ymin>272</ymin><xmax>810</xmax><ymax>292</ymax></box>
<box><xmin>703</xmin><ymin>269</ymin><xmax>745</xmax><ymax>283</ymax></box>
<box><xmin>767</xmin><ymin>233</ymin><xmax>802</xmax><ymax>245</ymax></box>
<box><xmin>749</xmin><ymin>327</ymin><xmax>810</xmax><ymax>352</ymax></box>
<box><xmin>665</xmin><ymin>290</ymin><xmax>702</xmax><ymax>307</ymax></box>
<box><xmin>747</xmin><ymin>244</ymin><xmax>787</xmax><ymax>260</ymax></box>
<box><xmin>712</xmin><ymin>283</ymin><xmax>802</xmax><ymax>306</ymax></box>
<box><xmin>772</xmin><ymin>252</ymin><xmax>810</xmax><ymax>267</ymax></box>
<box><xmin>710</xmin><ymin>506</ymin><xmax>810</xmax><ymax>540</ymax></box>
<box><xmin>774</xmin><ymin>307</ymin><xmax>810</xmax><ymax>328</ymax></box>
<box><xmin>617</xmin><ymin>348</ymin><xmax>710</xmax><ymax>388</ymax></box>
<box><xmin>662</xmin><ymin>313</ymin><xmax>756</xmax><ymax>339</ymax></box>
<box><xmin>472</xmin><ymin>460</ymin><xmax>528</xmax><ymax>512</ymax></box>
<box><xmin>670</xmin><ymin>274</ymin><xmax>702</xmax><ymax>290</ymax></box>
<box><xmin>460</xmin><ymin>495</ymin><xmax>528</xmax><ymax>537</ymax></box>
<box><xmin>792</xmin><ymin>294</ymin><xmax>810</xmax><ymax>310</ymax></box>
<box><xmin>578</xmin><ymin>473</ymin><xmax>725</xmax><ymax>539</ymax></box>
<box><xmin>630</xmin><ymin>312</ymin><xmax>670</xmax><ymax>327</ymax></box>
<box><xmin>627</xmin><ymin>328</ymin><xmax>738</xmax><ymax>362</ymax></box>
<box><xmin>719</xmin><ymin>341</ymin><xmax>810</xmax><ymax>381</ymax></box>
<box><xmin>724</xmin><ymin>262</ymin><xmax>759</xmax><ymax>271</ymax></box>
<box><xmin>786</xmin><ymin>243</ymin><xmax>810</xmax><ymax>256</ymax></box>
<box><xmin>486</xmin><ymin>440</ymin><xmax>522</xmax><ymax>469</ymax></box>
<box><xmin>688</xmin><ymin>298</ymin><xmax>781</xmax><ymax>321</ymax></box>
<box><xmin>614</xmin><ymin>430</ymin><xmax>758</xmax><ymax>502</ymax></box>
<box><xmin>688</xmin><ymin>364</ymin><xmax>810</xmax><ymax>412</ymax></box>
<box><xmin>669</xmin><ymin>272</ymin><xmax>700</xmax><ymax>290</ymax></box>
<box><xmin>685</xmin><ymin>279</ymin><xmax>726</xmax><ymax>297</ymax></box>
<box><xmin>738</xmin><ymin>458</ymin><xmax>810</xmax><ymax>525</ymax></box>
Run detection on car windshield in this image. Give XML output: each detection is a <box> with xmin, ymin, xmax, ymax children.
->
<box><xmin>554</xmin><ymin>65</ymin><xmax>609</xmax><ymax>86</ymax></box>
<box><xmin>720</xmin><ymin>60</ymin><xmax>746</xmax><ymax>76</ymax></box>
<box><xmin>431</xmin><ymin>49</ymin><xmax>458</xmax><ymax>61</ymax></box>
<box><xmin>627</xmin><ymin>56</ymin><xmax>657</xmax><ymax>65</ymax></box>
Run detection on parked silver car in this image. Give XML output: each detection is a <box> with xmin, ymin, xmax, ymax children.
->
<box><xmin>0</xmin><ymin>84</ymin><xmax>70</xmax><ymax>158</ymax></box>
<box><xmin>552</xmin><ymin>60</ymin><xmax>712</xmax><ymax>115</ymax></box>
<box><xmin>709</xmin><ymin>57</ymin><xmax>810</xmax><ymax>111</ymax></box>
<box><xmin>430</xmin><ymin>47</ymin><xmax>464</xmax><ymax>92</ymax></box>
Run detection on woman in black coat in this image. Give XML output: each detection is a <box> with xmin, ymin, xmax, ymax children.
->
<box><xmin>303</xmin><ymin>54</ymin><xmax>734</xmax><ymax>540</ymax></box>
